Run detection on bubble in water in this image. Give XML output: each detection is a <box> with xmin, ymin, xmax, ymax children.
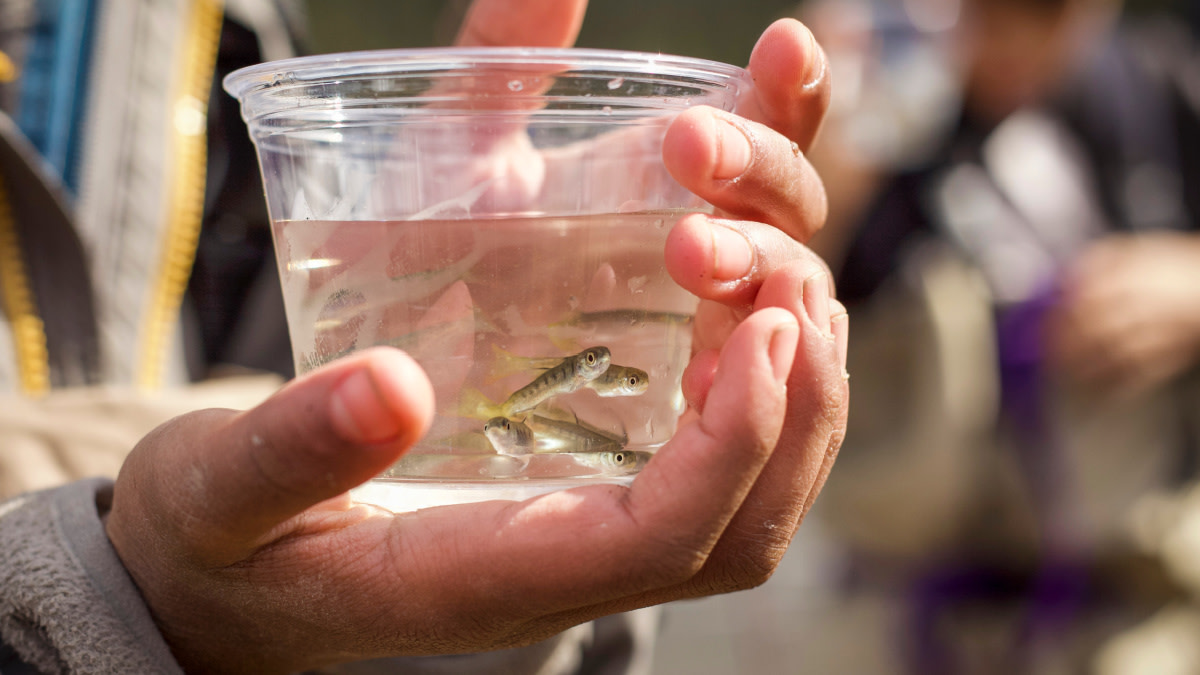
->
<box><xmin>507</xmin><ymin>80</ymin><xmax>524</xmax><ymax>92</ymax></box>
<box><xmin>606</xmin><ymin>77</ymin><xmax>624</xmax><ymax>90</ymax></box>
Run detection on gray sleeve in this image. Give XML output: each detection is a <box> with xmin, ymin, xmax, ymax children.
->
<box><xmin>0</xmin><ymin>478</ymin><xmax>183</xmax><ymax>675</ymax></box>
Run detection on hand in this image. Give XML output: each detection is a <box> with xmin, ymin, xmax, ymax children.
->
<box><xmin>104</xmin><ymin>3</ymin><xmax>847</xmax><ymax>673</ymax></box>
<box><xmin>1047</xmin><ymin>233</ymin><xmax>1200</xmax><ymax>398</ymax></box>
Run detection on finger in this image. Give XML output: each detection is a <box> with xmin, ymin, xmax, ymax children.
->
<box><xmin>665</xmin><ymin>214</ymin><xmax>833</xmax><ymax>312</ymax></box>
<box><xmin>681</xmin><ymin>348</ymin><xmax>720</xmax><ymax>411</ymax></box>
<box><xmin>738</xmin><ymin>18</ymin><xmax>831</xmax><ymax>152</ymax></box>
<box><xmin>122</xmin><ymin>348</ymin><xmax>435</xmax><ymax>564</ymax></box>
<box><xmin>663</xmin><ymin>107</ymin><xmax>828</xmax><ymax>241</ymax></box>
<box><xmin>456</xmin><ymin>0</ymin><xmax>588</xmax><ymax>47</ymax></box>
<box><xmin>831</xmin><ymin>299</ymin><xmax>849</xmax><ymax>375</ymax></box>
<box><xmin>704</xmin><ymin>265</ymin><xmax>846</xmax><ymax>563</ymax></box>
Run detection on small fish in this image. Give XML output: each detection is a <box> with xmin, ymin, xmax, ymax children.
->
<box><xmin>499</xmin><ymin>346</ymin><xmax>611</xmax><ymax>415</ymax></box>
<box><xmin>572</xmin><ymin>450</ymin><xmax>652</xmax><ymax>473</ymax></box>
<box><xmin>587</xmin><ymin>365</ymin><xmax>650</xmax><ymax>397</ymax></box>
<box><xmin>546</xmin><ymin>309</ymin><xmax>695</xmax><ymax>351</ymax></box>
<box><xmin>551</xmin><ymin>309</ymin><xmax>694</xmax><ymax>330</ymax></box>
<box><xmin>491</xmin><ymin>345</ymin><xmax>648</xmax><ymax>397</ymax></box>
<box><xmin>299</xmin><ymin>310</ymin><xmax>496</xmax><ymax>375</ymax></box>
<box><xmin>384</xmin><ymin>311</ymin><xmax>493</xmax><ymax>355</ymax></box>
<box><xmin>483</xmin><ymin>416</ymin><xmax>536</xmax><ymax>456</ymax></box>
<box><xmin>526</xmin><ymin>413</ymin><xmax>627</xmax><ymax>454</ymax></box>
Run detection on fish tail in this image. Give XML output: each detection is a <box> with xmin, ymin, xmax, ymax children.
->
<box><xmin>485</xmin><ymin>343</ymin><xmax>526</xmax><ymax>384</ymax></box>
<box><xmin>548</xmin><ymin>332</ymin><xmax>579</xmax><ymax>354</ymax></box>
<box><xmin>486</xmin><ymin>344</ymin><xmax>563</xmax><ymax>384</ymax></box>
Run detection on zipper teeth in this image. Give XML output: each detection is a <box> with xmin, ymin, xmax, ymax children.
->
<box><xmin>137</xmin><ymin>0</ymin><xmax>224</xmax><ymax>389</ymax></box>
<box><xmin>0</xmin><ymin>174</ymin><xmax>50</xmax><ymax>395</ymax></box>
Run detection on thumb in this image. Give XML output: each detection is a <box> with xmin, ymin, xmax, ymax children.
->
<box><xmin>114</xmin><ymin>347</ymin><xmax>434</xmax><ymax>565</ymax></box>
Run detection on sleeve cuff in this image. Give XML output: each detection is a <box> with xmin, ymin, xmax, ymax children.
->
<box><xmin>0</xmin><ymin>478</ymin><xmax>184</xmax><ymax>674</ymax></box>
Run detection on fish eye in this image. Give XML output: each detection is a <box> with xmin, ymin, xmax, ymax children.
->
<box><xmin>628</xmin><ymin>375</ymin><xmax>639</xmax><ymax>386</ymax></box>
<box><xmin>585</xmin><ymin>352</ymin><xmax>596</xmax><ymax>365</ymax></box>
<box><xmin>502</xmin><ymin>420</ymin><xmax>510</xmax><ymax>431</ymax></box>
<box><xmin>615</xmin><ymin>452</ymin><xmax>626</xmax><ymax>464</ymax></box>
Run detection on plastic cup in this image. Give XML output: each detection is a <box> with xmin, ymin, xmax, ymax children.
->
<box><xmin>224</xmin><ymin>48</ymin><xmax>749</xmax><ymax>511</ymax></box>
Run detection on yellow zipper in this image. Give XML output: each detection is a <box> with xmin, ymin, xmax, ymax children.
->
<box><xmin>0</xmin><ymin>174</ymin><xmax>50</xmax><ymax>395</ymax></box>
<box><xmin>137</xmin><ymin>0</ymin><xmax>224</xmax><ymax>389</ymax></box>
<box><xmin>0</xmin><ymin>50</ymin><xmax>18</xmax><ymax>83</ymax></box>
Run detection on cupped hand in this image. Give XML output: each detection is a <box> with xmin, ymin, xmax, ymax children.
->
<box><xmin>1047</xmin><ymin>233</ymin><xmax>1200</xmax><ymax>398</ymax></box>
<box><xmin>659</xmin><ymin>15</ymin><xmax>845</xmax><ymax>593</ymax></box>
<box><xmin>104</xmin><ymin>3</ymin><xmax>847</xmax><ymax>674</ymax></box>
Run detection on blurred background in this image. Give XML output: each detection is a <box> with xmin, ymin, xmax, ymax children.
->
<box><xmin>306</xmin><ymin>1</ymin><xmax>1200</xmax><ymax>673</ymax></box>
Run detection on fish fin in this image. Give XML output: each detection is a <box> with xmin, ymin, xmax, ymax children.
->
<box><xmin>485</xmin><ymin>344</ymin><xmax>559</xmax><ymax>384</ymax></box>
<box><xmin>485</xmin><ymin>343</ymin><xmax>525</xmax><ymax>384</ymax></box>
<box><xmin>456</xmin><ymin>386</ymin><xmax>502</xmax><ymax>420</ymax></box>
<box><xmin>547</xmin><ymin>332</ymin><xmax>580</xmax><ymax>354</ymax></box>
<box><xmin>530</xmin><ymin>404</ymin><xmax>577</xmax><ymax>424</ymax></box>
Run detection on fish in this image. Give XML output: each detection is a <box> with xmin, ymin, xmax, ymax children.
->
<box><xmin>498</xmin><ymin>346</ymin><xmax>611</xmax><ymax>415</ymax></box>
<box><xmin>297</xmin><ymin>308</ymin><xmax>497</xmax><ymax>374</ymax></box>
<box><xmin>552</xmin><ymin>309</ymin><xmax>695</xmax><ymax>329</ymax></box>
<box><xmin>481</xmin><ymin>411</ymin><xmax>645</xmax><ymax>475</ymax></box>
<box><xmin>566</xmin><ymin>309</ymin><xmax>695</xmax><ymax>327</ymax></box>
<box><xmin>525</xmin><ymin>413</ymin><xmax>628</xmax><ymax>454</ymax></box>
<box><xmin>490</xmin><ymin>344</ymin><xmax>648</xmax><ymax>397</ymax></box>
<box><xmin>588</xmin><ymin>365</ymin><xmax>650</xmax><ymax>397</ymax></box>
<box><xmin>546</xmin><ymin>309</ymin><xmax>694</xmax><ymax>352</ymax></box>
<box><xmin>572</xmin><ymin>449</ymin><xmax>652</xmax><ymax>473</ymax></box>
<box><xmin>483</xmin><ymin>416</ymin><xmax>537</xmax><ymax>456</ymax></box>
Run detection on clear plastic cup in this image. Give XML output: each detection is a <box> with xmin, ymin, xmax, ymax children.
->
<box><xmin>224</xmin><ymin>48</ymin><xmax>749</xmax><ymax>511</ymax></box>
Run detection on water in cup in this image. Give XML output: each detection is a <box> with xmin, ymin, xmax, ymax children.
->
<box><xmin>277</xmin><ymin>210</ymin><xmax>697</xmax><ymax>485</ymax></box>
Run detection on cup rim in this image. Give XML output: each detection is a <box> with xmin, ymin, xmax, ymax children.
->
<box><xmin>223</xmin><ymin>46</ymin><xmax>749</xmax><ymax>103</ymax></box>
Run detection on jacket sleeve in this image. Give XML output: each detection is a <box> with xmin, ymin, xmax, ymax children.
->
<box><xmin>0</xmin><ymin>478</ymin><xmax>184</xmax><ymax>675</ymax></box>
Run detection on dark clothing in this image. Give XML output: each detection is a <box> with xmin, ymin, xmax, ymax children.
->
<box><xmin>837</xmin><ymin>21</ymin><xmax>1200</xmax><ymax>303</ymax></box>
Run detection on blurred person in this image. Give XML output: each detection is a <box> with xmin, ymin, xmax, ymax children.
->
<box><xmin>0</xmin><ymin>1</ymin><xmax>848</xmax><ymax>674</ymax></box>
<box><xmin>803</xmin><ymin>0</ymin><xmax>1200</xmax><ymax>672</ymax></box>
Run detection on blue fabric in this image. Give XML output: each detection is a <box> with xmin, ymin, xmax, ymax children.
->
<box><xmin>16</xmin><ymin>0</ymin><xmax>100</xmax><ymax>194</ymax></box>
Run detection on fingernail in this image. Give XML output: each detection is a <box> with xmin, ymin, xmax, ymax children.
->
<box><xmin>803</xmin><ymin>272</ymin><xmax>832</xmax><ymax>337</ymax></box>
<box><xmin>330</xmin><ymin>367</ymin><xmax>402</xmax><ymax>444</ymax></box>
<box><xmin>832</xmin><ymin>311</ymin><xmax>849</xmax><ymax>374</ymax></box>
<box><xmin>710</xmin><ymin>220</ymin><xmax>754</xmax><ymax>281</ymax></box>
<box><xmin>713</xmin><ymin>114</ymin><xmax>752</xmax><ymax>180</ymax></box>
<box><xmin>770</xmin><ymin>318</ymin><xmax>799</xmax><ymax>385</ymax></box>
<box><xmin>801</xmin><ymin>25</ymin><xmax>827</xmax><ymax>90</ymax></box>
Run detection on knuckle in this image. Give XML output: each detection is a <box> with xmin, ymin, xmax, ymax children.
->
<box><xmin>646</xmin><ymin>539</ymin><xmax>711</xmax><ymax>587</ymax></box>
<box><xmin>699</xmin><ymin>539</ymin><xmax>788</xmax><ymax>595</ymax></box>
